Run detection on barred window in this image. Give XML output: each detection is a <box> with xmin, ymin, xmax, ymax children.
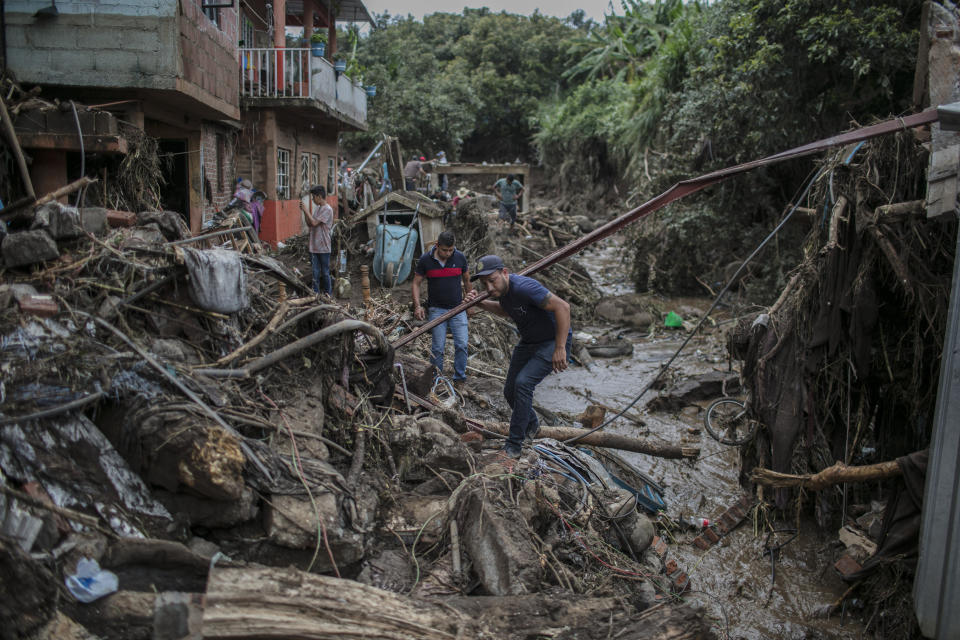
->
<box><xmin>327</xmin><ymin>156</ymin><xmax>336</xmax><ymax>194</ymax></box>
<box><xmin>277</xmin><ymin>148</ymin><xmax>290</xmax><ymax>199</ymax></box>
<box><xmin>299</xmin><ymin>153</ymin><xmax>310</xmax><ymax>194</ymax></box>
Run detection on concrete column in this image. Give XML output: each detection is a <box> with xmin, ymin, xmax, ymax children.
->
<box><xmin>273</xmin><ymin>0</ymin><xmax>286</xmax><ymax>47</ymax></box>
<box><xmin>303</xmin><ymin>0</ymin><xmax>314</xmax><ymax>41</ymax></box>
<box><xmin>326</xmin><ymin>2</ymin><xmax>337</xmax><ymax>59</ymax></box>
<box><xmin>187</xmin><ymin>130</ymin><xmax>203</xmax><ymax>234</ymax></box>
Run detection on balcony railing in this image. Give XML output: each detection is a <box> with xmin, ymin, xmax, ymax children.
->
<box><xmin>240</xmin><ymin>47</ymin><xmax>312</xmax><ymax>99</ymax></box>
<box><xmin>239</xmin><ymin>48</ymin><xmax>367</xmax><ymax>125</ymax></box>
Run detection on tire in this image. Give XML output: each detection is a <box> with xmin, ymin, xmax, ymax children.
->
<box><xmin>704</xmin><ymin>398</ymin><xmax>757</xmax><ymax>445</ymax></box>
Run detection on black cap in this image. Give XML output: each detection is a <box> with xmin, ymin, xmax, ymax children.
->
<box><xmin>470</xmin><ymin>255</ymin><xmax>505</xmax><ymax>281</ymax></box>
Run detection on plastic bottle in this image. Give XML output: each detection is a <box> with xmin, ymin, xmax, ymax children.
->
<box><xmin>688</xmin><ymin>516</ymin><xmax>711</xmax><ymax>529</ymax></box>
<box><xmin>65</xmin><ymin>557</ymin><xmax>119</xmax><ymax>603</ymax></box>
<box><xmin>338</xmin><ymin>249</ymin><xmax>347</xmax><ymax>275</ymax></box>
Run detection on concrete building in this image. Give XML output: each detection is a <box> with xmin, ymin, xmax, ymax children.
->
<box><xmin>234</xmin><ymin>0</ymin><xmax>372</xmax><ymax>246</ymax></box>
<box><xmin>2</xmin><ymin>0</ymin><xmax>371</xmax><ymax>239</ymax></box>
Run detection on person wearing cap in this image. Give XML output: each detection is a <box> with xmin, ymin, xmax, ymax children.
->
<box><xmin>299</xmin><ymin>185</ymin><xmax>334</xmax><ymax>295</ymax></box>
<box><xmin>452</xmin><ymin>187</ymin><xmax>472</xmax><ymax>214</ymax></box>
<box><xmin>403</xmin><ymin>156</ymin><xmax>426</xmax><ymax>191</ymax></box>
<box><xmin>412</xmin><ymin>230</ymin><xmax>472</xmax><ymax>387</ymax></box>
<box><xmin>466</xmin><ymin>256</ymin><xmax>572</xmax><ymax>458</ymax></box>
<box><xmin>493</xmin><ymin>173</ymin><xmax>524</xmax><ymax>228</ymax></box>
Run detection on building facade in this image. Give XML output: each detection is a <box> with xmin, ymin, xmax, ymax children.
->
<box><xmin>3</xmin><ymin>0</ymin><xmax>370</xmax><ymax>240</ymax></box>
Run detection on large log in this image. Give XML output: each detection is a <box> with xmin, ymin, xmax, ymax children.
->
<box><xmin>202</xmin><ymin>566</ymin><xmax>711</xmax><ymax>639</ymax></box>
<box><xmin>479</xmin><ymin>421</ymin><xmax>699</xmax><ymax>459</ymax></box>
<box><xmin>750</xmin><ymin>459</ymin><xmax>904</xmax><ymax>490</ymax></box>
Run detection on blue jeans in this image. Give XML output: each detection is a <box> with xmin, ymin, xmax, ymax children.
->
<box><xmin>503</xmin><ymin>337</ymin><xmax>569</xmax><ymax>454</ymax></box>
<box><xmin>428</xmin><ymin>307</ymin><xmax>468</xmax><ymax>382</ymax></box>
<box><xmin>310</xmin><ymin>252</ymin><xmax>332</xmax><ymax>295</ymax></box>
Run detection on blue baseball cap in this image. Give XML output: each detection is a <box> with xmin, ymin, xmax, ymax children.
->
<box><xmin>470</xmin><ymin>255</ymin><xmax>505</xmax><ymax>281</ymax></box>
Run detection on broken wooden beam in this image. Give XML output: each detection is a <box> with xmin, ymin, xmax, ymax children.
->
<box><xmin>750</xmin><ymin>458</ymin><xmax>908</xmax><ymax>490</ymax></box>
<box><xmin>0</xmin><ymin>93</ymin><xmax>35</xmax><ymax>200</ymax></box>
<box><xmin>479</xmin><ymin>421</ymin><xmax>698</xmax><ymax>459</ymax></box>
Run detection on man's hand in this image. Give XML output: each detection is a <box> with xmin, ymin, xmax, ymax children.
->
<box><xmin>552</xmin><ymin>345</ymin><xmax>568</xmax><ymax>373</ymax></box>
<box><xmin>414</xmin><ymin>305</ymin><xmax>425</xmax><ymax>321</ymax></box>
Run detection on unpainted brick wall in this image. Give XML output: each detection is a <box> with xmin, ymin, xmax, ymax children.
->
<box><xmin>179</xmin><ymin>0</ymin><xmax>240</xmax><ymax>110</ymax></box>
<box><xmin>201</xmin><ymin>122</ymin><xmax>238</xmax><ymax>220</ymax></box>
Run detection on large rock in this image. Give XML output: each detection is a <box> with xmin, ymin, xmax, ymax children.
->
<box><xmin>1</xmin><ymin>230</ymin><xmax>59</xmax><ymax>268</ymax></box>
<box><xmin>79</xmin><ymin>207</ymin><xmax>109</xmax><ymax>236</ymax></box>
<box><xmin>457</xmin><ymin>477</ymin><xmax>542</xmax><ymax>595</ymax></box>
<box><xmin>33</xmin><ymin>202</ymin><xmax>83</xmax><ymax>239</ymax></box>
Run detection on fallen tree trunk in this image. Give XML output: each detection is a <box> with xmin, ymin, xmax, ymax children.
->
<box><xmin>479</xmin><ymin>422</ymin><xmax>698</xmax><ymax>459</ymax></box>
<box><xmin>203</xmin><ymin>566</ymin><xmax>711</xmax><ymax>639</ymax></box>
<box><xmin>750</xmin><ymin>459</ymin><xmax>904</xmax><ymax>490</ymax></box>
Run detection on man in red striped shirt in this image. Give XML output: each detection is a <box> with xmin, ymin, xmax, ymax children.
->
<box><xmin>412</xmin><ymin>230</ymin><xmax>472</xmax><ymax>387</ymax></box>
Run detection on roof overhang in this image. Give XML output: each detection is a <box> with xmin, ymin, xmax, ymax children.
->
<box><xmin>285</xmin><ymin>0</ymin><xmax>374</xmax><ymax>26</ymax></box>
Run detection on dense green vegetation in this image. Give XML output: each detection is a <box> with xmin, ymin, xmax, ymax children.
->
<box><xmin>345</xmin><ymin>9</ymin><xmax>586</xmax><ymax>160</ymax></box>
<box><xmin>349</xmin><ymin>0</ymin><xmax>922</xmax><ymax>296</ymax></box>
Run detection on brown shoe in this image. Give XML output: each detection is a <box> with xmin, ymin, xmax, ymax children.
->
<box><xmin>453</xmin><ymin>379</ymin><xmax>466</xmax><ymax>391</ymax></box>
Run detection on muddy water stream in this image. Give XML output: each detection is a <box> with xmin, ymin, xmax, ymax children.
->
<box><xmin>537</xmin><ymin>237</ymin><xmax>866</xmax><ymax>639</ymax></box>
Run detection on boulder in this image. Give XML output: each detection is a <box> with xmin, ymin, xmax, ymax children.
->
<box><xmin>624</xmin><ymin>312</ymin><xmax>655</xmax><ymax>330</ymax></box>
<box><xmin>33</xmin><ymin>202</ymin><xmax>83</xmax><ymax>240</ymax></box>
<box><xmin>1</xmin><ymin>230</ymin><xmax>59</xmax><ymax>268</ymax></box>
<box><xmin>596</xmin><ymin>299</ymin><xmax>624</xmax><ymax>323</ymax></box>
<box><xmin>79</xmin><ymin>207</ymin><xmax>109</xmax><ymax>236</ymax></box>
<box><xmin>136</xmin><ymin>210</ymin><xmax>187</xmax><ymax>241</ymax></box>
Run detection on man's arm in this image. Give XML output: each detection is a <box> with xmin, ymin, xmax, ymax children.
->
<box><xmin>540</xmin><ymin>292</ymin><xmax>571</xmax><ymax>372</ymax></box>
<box><xmin>412</xmin><ymin>273</ymin><xmax>426</xmax><ymax>320</ymax></box>
<box><xmin>461</xmin><ymin>269</ymin><xmax>473</xmax><ymax>296</ymax></box>
<box><xmin>465</xmin><ymin>290</ymin><xmax>508</xmax><ymax>317</ymax></box>
<box><xmin>299</xmin><ymin>201</ymin><xmax>319</xmax><ymax>228</ymax></box>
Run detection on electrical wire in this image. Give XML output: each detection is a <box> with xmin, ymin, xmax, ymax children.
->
<box><xmin>563</xmin><ymin>166</ymin><xmax>827</xmax><ymax>445</ymax></box>
<box><xmin>70</xmin><ymin>100</ymin><xmax>86</xmax><ymax>207</ymax></box>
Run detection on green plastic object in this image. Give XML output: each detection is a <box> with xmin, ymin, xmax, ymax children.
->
<box><xmin>664</xmin><ymin>311</ymin><xmax>684</xmax><ymax>328</ymax></box>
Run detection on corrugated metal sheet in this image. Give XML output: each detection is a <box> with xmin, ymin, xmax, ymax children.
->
<box><xmin>913</xmin><ymin>221</ymin><xmax>960</xmax><ymax>639</ymax></box>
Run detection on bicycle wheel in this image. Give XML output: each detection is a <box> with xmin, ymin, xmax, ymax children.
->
<box><xmin>704</xmin><ymin>398</ymin><xmax>757</xmax><ymax>445</ymax></box>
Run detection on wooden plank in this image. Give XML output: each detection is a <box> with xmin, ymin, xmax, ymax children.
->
<box><xmin>16</xmin><ymin>132</ymin><xmax>129</xmax><ymax>154</ymax></box>
<box><xmin>433</xmin><ymin>163</ymin><xmax>529</xmax><ymax>175</ymax></box>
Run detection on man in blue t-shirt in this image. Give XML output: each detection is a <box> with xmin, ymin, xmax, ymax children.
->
<box><xmin>467</xmin><ymin>255</ymin><xmax>572</xmax><ymax>458</ymax></box>
<box><xmin>412</xmin><ymin>230</ymin><xmax>473</xmax><ymax>386</ymax></box>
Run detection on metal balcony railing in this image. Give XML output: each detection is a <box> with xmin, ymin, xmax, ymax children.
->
<box><xmin>240</xmin><ymin>47</ymin><xmax>312</xmax><ymax>99</ymax></box>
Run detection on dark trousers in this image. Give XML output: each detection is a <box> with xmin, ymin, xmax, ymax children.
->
<box><xmin>503</xmin><ymin>339</ymin><xmax>560</xmax><ymax>453</ymax></box>
<box><xmin>310</xmin><ymin>252</ymin><xmax>332</xmax><ymax>295</ymax></box>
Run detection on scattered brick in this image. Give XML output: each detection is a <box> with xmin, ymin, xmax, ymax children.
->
<box><xmin>703</xmin><ymin>527</ymin><xmax>721</xmax><ymax>544</ymax></box>
<box><xmin>834</xmin><ymin>554</ymin><xmax>863</xmax><ymax>578</ymax></box>
<box><xmin>106</xmin><ymin>209</ymin><xmax>137</xmax><ymax>227</ymax></box>
<box><xmin>664</xmin><ymin>558</ymin><xmax>679</xmax><ymax>575</ymax></box>
<box><xmin>692</xmin><ymin>535</ymin><xmax>711</xmax><ymax>551</ymax></box>
<box><xmin>18</xmin><ymin>294</ymin><xmax>58</xmax><ymax>318</ymax></box>
<box><xmin>672</xmin><ymin>571</ymin><xmax>690</xmax><ymax>592</ymax></box>
<box><xmin>652</xmin><ymin>536</ymin><xmax>668</xmax><ymax>558</ymax></box>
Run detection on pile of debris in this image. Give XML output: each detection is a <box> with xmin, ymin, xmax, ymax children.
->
<box><xmin>729</xmin><ymin>131</ymin><xmax>954</xmax><ymax>637</ymax></box>
<box><xmin>0</xmin><ymin>191</ymin><xmax>713</xmax><ymax>639</ymax></box>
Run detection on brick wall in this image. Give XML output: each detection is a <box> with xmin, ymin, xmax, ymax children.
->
<box><xmin>179</xmin><ymin>0</ymin><xmax>240</xmax><ymax>114</ymax></box>
<box><xmin>200</xmin><ymin>122</ymin><xmax>238</xmax><ymax>221</ymax></box>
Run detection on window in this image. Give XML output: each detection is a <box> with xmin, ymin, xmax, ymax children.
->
<box><xmin>299</xmin><ymin>153</ymin><xmax>310</xmax><ymax>194</ymax></box>
<box><xmin>202</xmin><ymin>5</ymin><xmax>220</xmax><ymax>28</ymax></box>
<box><xmin>327</xmin><ymin>157</ymin><xmax>337</xmax><ymax>194</ymax></box>
<box><xmin>277</xmin><ymin>148</ymin><xmax>290</xmax><ymax>199</ymax></box>
<box><xmin>311</xmin><ymin>154</ymin><xmax>320</xmax><ymax>188</ymax></box>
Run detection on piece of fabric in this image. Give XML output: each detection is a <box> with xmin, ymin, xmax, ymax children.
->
<box><xmin>311</xmin><ymin>252</ymin><xmax>332</xmax><ymax>295</ymax></box>
<box><xmin>182</xmin><ymin>248</ymin><xmax>249</xmax><ymax>314</ymax></box>
<box><xmin>498</xmin><ymin>274</ymin><xmax>565</xmax><ymax>344</ymax></box>
<box><xmin>495</xmin><ymin>178</ymin><xmax>523</xmax><ymax>205</ymax></box>
<box><xmin>308</xmin><ymin>202</ymin><xmax>333</xmax><ymax>254</ymax></box>
<box><xmin>415</xmin><ymin>247</ymin><xmax>468</xmax><ymax>308</ymax></box>
<box><xmin>503</xmin><ymin>338</ymin><xmax>569</xmax><ymax>453</ymax></box>
<box><xmin>428</xmin><ymin>307</ymin><xmax>468</xmax><ymax>381</ymax></box>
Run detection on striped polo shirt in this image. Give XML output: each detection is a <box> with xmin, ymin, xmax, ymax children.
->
<box><xmin>415</xmin><ymin>246</ymin><xmax>468</xmax><ymax>309</ymax></box>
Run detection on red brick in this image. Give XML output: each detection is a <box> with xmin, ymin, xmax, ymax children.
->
<box><xmin>692</xmin><ymin>535</ymin><xmax>711</xmax><ymax>551</ymax></box>
<box><xmin>106</xmin><ymin>209</ymin><xmax>136</xmax><ymax>227</ymax></box>
<box><xmin>652</xmin><ymin>536</ymin><xmax>668</xmax><ymax>558</ymax></box>
<box><xmin>664</xmin><ymin>558</ymin><xmax>678</xmax><ymax>575</ymax></box>
<box><xmin>834</xmin><ymin>554</ymin><xmax>862</xmax><ymax>578</ymax></box>
<box><xmin>703</xmin><ymin>527</ymin><xmax>721</xmax><ymax>544</ymax></box>
<box><xmin>716</xmin><ymin>519</ymin><xmax>731</xmax><ymax>535</ymax></box>
<box><xmin>673</xmin><ymin>571</ymin><xmax>690</xmax><ymax>592</ymax></box>
<box><xmin>18</xmin><ymin>294</ymin><xmax>58</xmax><ymax>318</ymax></box>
